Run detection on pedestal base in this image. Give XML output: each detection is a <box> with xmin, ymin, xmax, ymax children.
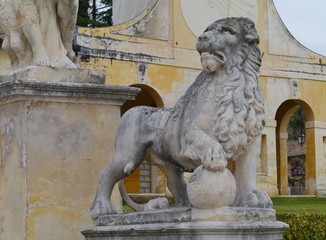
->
<box><xmin>83</xmin><ymin>221</ymin><xmax>287</xmax><ymax>240</ymax></box>
<box><xmin>0</xmin><ymin>70</ymin><xmax>140</xmax><ymax>240</ymax></box>
<box><xmin>82</xmin><ymin>207</ymin><xmax>288</xmax><ymax>240</ymax></box>
<box><xmin>0</xmin><ymin>66</ymin><xmax>105</xmax><ymax>83</ymax></box>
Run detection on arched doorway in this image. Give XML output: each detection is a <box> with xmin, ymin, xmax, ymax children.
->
<box><xmin>275</xmin><ymin>100</ymin><xmax>315</xmax><ymax>195</ymax></box>
<box><xmin>121</xmin><ymin>84</ymin><xmax>164</xmax><ymax>115</ymax></box>
<box><xmin>121</xmin><ymin>84</ymin><xmax>166</xmax><ymax>194</ymax></box>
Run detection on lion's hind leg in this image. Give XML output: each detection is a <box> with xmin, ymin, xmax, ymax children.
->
<box><xmin>159</xmin><ymin>164</ymin><xmax>190</xmax><ymax>207</ymax></box>
<box><xmin>2</xmin><ymin>35</ymin><xmax>19</xmax><ymax>67</ymax></box>
<box><xmin>57</xmin><ymin>0</ymin><xmax>79</xmax><ymax>62</ymax></box>
<box><xmin>91</xmin><ymin>148</ymin><xmax>146</xmax><ymax>218</ymax></box>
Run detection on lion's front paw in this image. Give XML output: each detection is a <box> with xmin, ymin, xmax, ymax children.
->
<box><xmin>233</xmin><ymin>189</ymin><xmax>272</xmax><ymax>208</ymax></box>
<box><xmin>203</xmin><ymin>145</ymin><xmax>227</xmax><ymax>172</ymax></box>
<box><xmin>91</xmin><ymin>197</ymin><xmax>117</xmax><ymax>219</ymax></box>
<box><xmin>33</xmin><ymin>50</ymin><xmax>54</xmax><ymax>67</ymax></box>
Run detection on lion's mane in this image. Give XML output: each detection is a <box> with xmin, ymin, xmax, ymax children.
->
<box><xmin>172</xmin><ymin>37</ymin><xmax>265</xmax><ymax>161</ymax></box>
<box><xmin>213</xmin><ymin>41</ymin><xmax>264</xmax><ymax>160</ymax></box>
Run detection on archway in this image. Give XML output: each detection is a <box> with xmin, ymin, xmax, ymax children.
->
<box><xmin>121</xmin><ymin>84</ymin><xmax>164</xmax><ymax>115</ymax></box>
<box><xmin>275</xmin><ymin>99</ymin><xmax>315</xmax><ymax>195</ymax></box>
<box><xmin>121</xmin><ymin>84</ymin><xmax>166</xmax><ymax>194</ymax></box>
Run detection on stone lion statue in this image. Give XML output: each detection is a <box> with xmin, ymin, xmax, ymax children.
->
<box><xmin>91</xmin><ymin>17</ymin><xmax>272</xmax><ymax>218</ymax></box>
<box><xmin>0</xmin><ymin>0</ymin><xmax>78</xmax><ymax>69</ymax></box>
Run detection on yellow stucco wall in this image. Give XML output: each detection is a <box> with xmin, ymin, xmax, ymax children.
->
<box><xmin>0</xmin><ymin>96</ymin><xmax>124</xmax><ymax>240</ymax></box>
<box><xmin>0</xmin><ymin>49</ymin><xmax>10</xmax><ymax>72</ymax></box>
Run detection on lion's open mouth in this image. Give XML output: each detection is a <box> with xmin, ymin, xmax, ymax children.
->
<box><xmin>200</xmin><ymin>52</ymin><xmax>226</xmax><ymax>72</ymax></box>
<box><xmin>200</xmin><ymin>51</ymin><xmax>226</xmax><ymax>64</ymax></box>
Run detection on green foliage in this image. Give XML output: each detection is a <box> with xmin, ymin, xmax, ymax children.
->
<box><xmin>277</xmin><ymin>213</ymin><xmax>326</xmax><ymax>240</ymax></box>
<box><xmin>77</xmin><ymin>0</ymin><xmax>112</xmax><ymax>27</ymax></box>
<box><xmin>77</xmin><ymin>0</ymin><xmax>90</xmax><ymax>27</ymax></box>
<box><xmin>273</xmin><ymin>198</ymin><xmax>326</xmax><ymax>239</ymax></box>
<box><xmin>123</xmin><ymin>205</ymin><xmax>134</xmax><ymax>214</ymax></box>
<box><xmin>97</xmin><ymin>0</ymin><xmax>113</xmax><ymax>25</ymax></box>
<box><xmin>288</xmin><ymin>108</ymin><xmax>305</xmax><ymax>140</ymax></box>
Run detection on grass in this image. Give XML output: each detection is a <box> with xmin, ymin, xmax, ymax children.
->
<box><xmin>123</xmin><ymin>197</ymin><xmax>326</xmax><ymax>215</ymax></box>
<box><xmin>123</xmin><ymin>205</ymin><xmax>134</xmax><ymax>214</ymax></box>
<box><xmin>272</xmin><ymin>197</ymin><xmax>326</xmax><ymax>215</ymax></box>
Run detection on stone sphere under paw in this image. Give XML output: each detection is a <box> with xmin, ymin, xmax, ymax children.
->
<box><xmin>187</xmin><ymin>166</ymin><xmax>236</xmax><ymax>209</ymax></box>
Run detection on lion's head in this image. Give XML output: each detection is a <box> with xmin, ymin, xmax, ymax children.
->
<box><xmin>198</xmin><ymin>17</ymin><xmax>264</xmax><ymax>160</ymax></box>
<box><xmin>174</xmin><ymin>17</ymin><xmax>264</xmax><ymax>160</ymax></box>
<box><xmin>196</xmin><ymin>17</ymin><xmax>260</xmax><ymax>73</ymax></box>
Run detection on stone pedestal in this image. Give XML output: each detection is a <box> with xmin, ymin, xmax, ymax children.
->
<box><xmin>0</xmin><ymin>67</ymin><xmax>140</xmax><ymax>240</ymax></box>
<box><xmin>82</xmin><ymin>207</ymin><xmax>288</xmax><ymax>240</ymax></box>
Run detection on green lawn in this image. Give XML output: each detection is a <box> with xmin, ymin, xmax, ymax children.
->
<box><xmin>123</xmin><ymin>197</ymin><xmax>326</xmax><ymax>215</ymax></box>
<box><xmin>272</xmin><ymin>197</ymin><xmax>326</xmax><ymax>215</ymax></box>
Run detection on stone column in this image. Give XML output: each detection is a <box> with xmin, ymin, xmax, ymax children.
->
<box><xmin>319</xmin><ymin>133</ymin><xmax>326</xmax><ymax>196</ymax></box>
<box><xmin>304</xmin><ymin>122</ymin><xmax>317</xmax><ymax>195</ymax></box>
<box><xmin>257</xmin><ymin>120</ymin><xmax>278</xmax><ymax>197</ymax></box>
<box><xmin>306</xmin><ymin>121</ymin><xmax>326</xmax><ymax>196</ymax></box>
<box><xmin>0</xmin><ymin>68</ymin><xmax>139</xmax><ymax>240</ymax></box>
<box><xmin>278</xmin><ymin>132</ymin><xmax>289</xmax><ymax>195</ymax></box>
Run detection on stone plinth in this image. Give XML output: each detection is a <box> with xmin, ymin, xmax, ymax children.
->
<box><xmin>83</xmin><ymin>207</ymin><xmax>288</xmax><ymax>240</ymax></box>
<box><xmin>0</xmin><ymin>68</ymin><xmax>140</xmax><ymax>240</ymax></box>
<box><xmin>0</xmin><ymin>66</ymin><xmax>106</xmax><ymax>83</ymax></box>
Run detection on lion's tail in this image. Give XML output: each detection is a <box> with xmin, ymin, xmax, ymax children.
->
<box><xmin>118</xmin><ymin>180</ymin><xmax>145</xmax><ymax>212</ymax></box>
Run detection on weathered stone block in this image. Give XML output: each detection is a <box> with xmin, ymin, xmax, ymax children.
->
<box><xmin>0</xmin><ymin>74</ymin><xmax>139</xmax><ymax>240</ymax></box>
<box><xmin>0</xmin><ymin>66</ymin><xmax>106</xmax><ymax>83</ymax></box>
<box><xmin>83</xmin><ymin>207</ymin><xmax>288</xmax><ymax>240</ymax></box>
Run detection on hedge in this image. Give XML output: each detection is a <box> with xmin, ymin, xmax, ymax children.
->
<box><xmin>277</xmin><ymin>213</ymin><xmax>326</xmax><ymax>240</ymax></box>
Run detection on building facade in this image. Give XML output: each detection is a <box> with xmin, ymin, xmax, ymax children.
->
<box><xmin>1</xmin><ymin>0</ymin><xmax>326</xmax><ymax>197</ymax></box>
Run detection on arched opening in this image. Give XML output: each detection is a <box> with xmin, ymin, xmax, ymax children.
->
<box><xmin>121</xmin><ymin>84</ymin><xmax>166</xmax><ymax>194</ymax></box>
<box><xmin>287</xmin><ymin>108</ymin><xmax>306</xmax><ymax>195</ymax></box>
<box><xmin>275</xmin><ymin>99</ymin><xmax>315</xmax><ymax>195</ymax></box>
<box><xmin>121</xmin><ymin>84</ymin><xmax>164</xmax><ymax>115</ymax></box>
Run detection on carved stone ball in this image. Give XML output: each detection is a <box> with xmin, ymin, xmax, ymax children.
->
<box><xmin>187</xmin><ymin>165</ymin><xmax>236</xmax><ymax>209</ymax></box>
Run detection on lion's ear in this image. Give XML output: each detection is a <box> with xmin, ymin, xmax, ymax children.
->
<box><xmin>244</xmin><ymin>24</ymin><xmax>260</xmax><ymax>44</ymax></box>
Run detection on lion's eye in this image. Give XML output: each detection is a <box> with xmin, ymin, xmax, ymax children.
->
<box><xmin>221</xmin><ymin>27</ymin><xmax>235</xmax><ymax>34</ymax></box>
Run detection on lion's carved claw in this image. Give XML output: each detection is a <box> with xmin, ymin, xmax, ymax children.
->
<box><xmin>203</xmin><ymin>145</ymin><xmax>227</xmax><ymax>172</ymax></box>
<box><xmin>32</xmin><ymin>48</ymin><xmax>54</xmax><ymax>68</ymax></box>
<box><xmin>232</xmin><ymin>189</ymin><xmax>273</xmax><ymax>208</ymax></box>
<box><xmin>91</xmin><ymin>197</ymin><xmax>117</xmax><ymax>219</ymax></box>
